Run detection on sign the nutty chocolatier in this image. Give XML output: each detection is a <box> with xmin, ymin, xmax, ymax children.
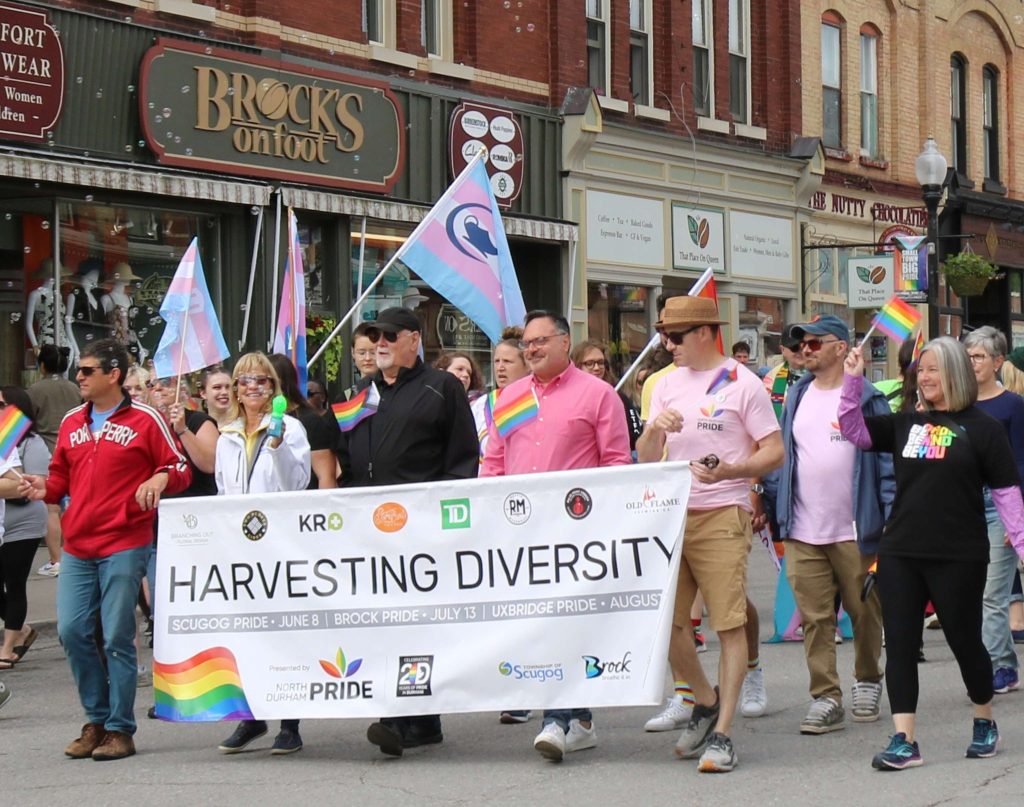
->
<box><xmin>0</xmin><ymin>1</ymin><xmax>64</xmax><ymax>141</ymax></box>
<box><xmin>139</xmin><ymin>40</ymin><xmax>404</xmax><ymax>192</ymax></box>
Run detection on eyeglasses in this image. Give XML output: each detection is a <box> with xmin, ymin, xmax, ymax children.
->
<box><xmin>77</xmin><ymin>365</ymin><xmax>102</xmax><ymax>377</ymax></box>
<box><xmin>518</xmin><ymin>333</ymin><xmax>564</xmax><ymax>351</ymax></box>
<box><xmin>800</xmin><ymin>337</ymin><xmax>840</xmax><ymax>352</ymax></box>
<box><xmin>582</xmin><ymin>359</ymin><xmax>607</xmax><ymax>370</ymax></box>
<box><xmin>353</xmin><ymin>349</ymin><xmax>376</xmax><ymax>359</ymax></box>
<box><xmin>660</xmin><ymin>325</ymin><xmax>703</xmax><ymax>345</ymax></box>
<box><xmin>235</xmin><ymin>375</ymin><xmax>272</xmax><ymax>388</ymax></box>
<box><xmin>967</xmin><ymin>352</ymin><xmax>993</xmax><ymax>364</ymax></box>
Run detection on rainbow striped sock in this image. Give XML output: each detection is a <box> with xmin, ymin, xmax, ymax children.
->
<box><xmin>674</xmin><ymin>681</ymin><xmax>695</xmax><ymax>706</ymax></box>
<box><xmin>747</xmin><ymin>657</ymin><xmax>760</xmax><ymax>672</ymax></box>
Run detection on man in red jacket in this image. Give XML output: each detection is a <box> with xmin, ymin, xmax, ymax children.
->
<box><xmin>21</xmin><ymin>339</ymin><xmax>191</xmax><ymax>761</ymax></box>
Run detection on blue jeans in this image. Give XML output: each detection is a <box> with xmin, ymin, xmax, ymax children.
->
<box><xmin>543</xmin><ymin>708</ymin><xmax>592</xmax><ymax>731</ymax></box>
<box><xmin>57</xmin><ymin>545</ymin><xmax>149</xmax><ymax>735</ymax></box>
<box><xmin>982</xmin><ymin>489</ymin><xmax>1019</xmax><ymax>672</ymax></box>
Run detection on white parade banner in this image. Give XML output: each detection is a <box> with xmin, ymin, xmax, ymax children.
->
<box><xmin>153</xmin><ymin>463</ymin><xmax>690</xmax><ymax>722</ymax></box>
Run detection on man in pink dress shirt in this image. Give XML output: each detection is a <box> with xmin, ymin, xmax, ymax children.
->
<box><xmin>481</xmin><ymin>310</ymin><xmax>631</xmax><ymax>762</ymax></box>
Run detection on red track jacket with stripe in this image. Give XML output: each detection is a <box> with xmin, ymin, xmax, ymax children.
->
<box><xmin>45</xmin><ymin>394</ymin><xmax>192</xmax><ymax>559</ymax></box>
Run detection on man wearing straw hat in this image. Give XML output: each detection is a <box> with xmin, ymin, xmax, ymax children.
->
<box><xmin>636</xmin><ymin>295</ymin><xmax>782</xmax><ymax>773</ymax></box>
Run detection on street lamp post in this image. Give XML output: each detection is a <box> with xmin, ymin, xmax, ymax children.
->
<box><xmin>915</xmin><ymin>137</ymin><xmax>949</xmax><ymax>338</ymax></box>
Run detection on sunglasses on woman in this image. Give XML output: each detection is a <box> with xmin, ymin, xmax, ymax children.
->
<box><xmin>235</xmin><ymin>375</ymin><xmax>272</xmax><ymax>387</ymax></box>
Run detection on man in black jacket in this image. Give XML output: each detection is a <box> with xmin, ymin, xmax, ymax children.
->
<box><xmin>338</xmin><ymin>306</ymin><xmax>478</xmax><ymax>756</ymax></box>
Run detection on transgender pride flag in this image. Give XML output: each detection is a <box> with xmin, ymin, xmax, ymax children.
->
<box><xmin>153</xmin><ymin>237</ymin><xmax>230</xmax><ymax>379</ymax></box>
<box><xmin>272</xmin><ymin>209</ymin><xmax>308</xmax><ymax>390</ymax></box>
<box><xmin>396</xmin><ymin>156</ymin><xmax>526</xmax><ymax>342</ymax></box>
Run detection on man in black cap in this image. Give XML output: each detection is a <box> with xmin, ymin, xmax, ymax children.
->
<box><xmin>337</xmin><ymin>307</ymin><xmax>478</xmax><ymax>755</ymax></box>
<box><xmin>763</xmin><ymin>324</ymin><xmax>807</xmax><ymax>421</ymax></box>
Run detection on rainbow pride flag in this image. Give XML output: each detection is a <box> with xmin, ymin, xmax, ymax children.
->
<box><xmin>706</xmin><ymin>364</ymin><xmax>738</xmax><ymax>396</ymax></box>
<box><xmin>482</xmin><ymin>388</ymin><xmax>500</xmax><ymax>427</ymax></box>
<box><xmin>0</xmin><ymin>405</ymin><xmax>31</xmax><ymax>461</ymax></box>
<box><xmin>910</xmin><ymin>329</ymin><xmax>926</xmax><ymax>368</ymax></box>
<box><xmin>153</xmin><ymin>646</ymin><xmax>254</xmax><ymax>722</ymax></box>
<box><xmin>491</xmin><ymin>387</ymin><xmax>539</xmax><ymax>438</ymax></box>
<box><xmin>872</xmin><ymin>295</ymin><xmax>922</xmax><ymax>342</ymax></box>
<box><xmin>332</xmin><ymin>383</ymin><xmax>380</xmax><ymax>432</ymax></box>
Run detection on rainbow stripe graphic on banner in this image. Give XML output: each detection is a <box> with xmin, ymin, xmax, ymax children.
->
<box><xmin>491</xmin><ymin>387</ymin><xmax>539</xmax><ymax>438</ymax></box>
<box><xmin>893</xmin><ymin>235</ymin><xmax>928</xmax><ymax>295</ymax></box>
<box><xmin>153</xmin><ymin>647</ymin><xmax>254</xmax><ymax>722</ymax></box>
<box><xmin>872</xmin><ymin>295</ymin><xmax>922</xmax><ymax>342</ymax></box>
<box><xmin>332</xmin><ymin>383</ymin><xmax>379</xmax><ymax>432</ymax></box>
<box><xmin>706</xmin><ymin>364</ymin><xmax>738</xmax><ymax>396</ymax></box>
<box><xmin>0</xmin><ymin>405</ymin><xmax>31</xmax><ymax>461</ymax></box>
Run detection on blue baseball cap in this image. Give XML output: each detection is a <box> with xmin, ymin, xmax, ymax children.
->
<box><xmin>791</xmin><ymin>315</ymin><xmax>850</xmax><ymax>343</ymax></box>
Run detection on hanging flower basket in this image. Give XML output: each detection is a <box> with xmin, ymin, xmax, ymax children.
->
<box><xmin>941</xmin><ymin>252</ymin><xmax>996</xmax><ymax>297</ymax></box>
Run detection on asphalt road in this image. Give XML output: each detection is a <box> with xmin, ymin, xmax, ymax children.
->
<box><xmin>5</xmin><ymin>547</ymin><xmax>1024</xmax><ymax>806</ymax></box>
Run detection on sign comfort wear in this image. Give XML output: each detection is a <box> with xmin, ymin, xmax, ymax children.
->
<box><xmin>153</xmin><ymin>464</ymin><xmax>690</xmax><ymax>721</ymax></box>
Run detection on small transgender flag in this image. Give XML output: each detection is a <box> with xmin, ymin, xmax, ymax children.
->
<box><xmin>273</xmin><ymin>209</ymin><xmax>308</xmax><ymax>390</ymax></box>
<box><xmin>153</xmin><ymin>238</ymin><xmax>230</xmax><ymax>379</ymax></box>
<box><xmin>332</xmin><ymin>384</ymin><xmax>379</xmax><ymax>432</ymax></box>
<box><xmin>396</xmin><ymin>155</ymin><xmax>526</xmax><ymax>343</ymax></box>
<box><xmin>871</xmin><ymin>296</ymin><xmax>922</xmax><ymax>343</ymax></box>
<box><xmin>0</xmin><ymin>405</ymin><xmax>31</xmax><ymax>461</ymax></box>
<box><xmin>491</xmin><ymin>387</ymin><xmax>539</xmax><ymax>438</ymax></box>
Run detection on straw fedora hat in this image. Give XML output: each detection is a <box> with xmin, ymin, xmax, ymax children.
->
<box><xmin>655</xmin><ymin>296</ymin><xmax>725</xmax><ymax>330</ymax></box>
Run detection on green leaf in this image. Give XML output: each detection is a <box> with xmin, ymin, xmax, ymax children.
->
<box><xmin>687</xmin><ymin>215</ymin><xmax>699</xmax><ymax>244</ymax></box>
<box><xmin>856</xmin><ymin>265</ymin><xmax>871</xmax><ymax>282</ymax></box>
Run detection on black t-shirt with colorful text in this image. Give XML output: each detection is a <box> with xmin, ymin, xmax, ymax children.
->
<box><xmin>865</xmin><ymin>406</ymin><xmax>1020</xmax><ymax>562</ymax></box>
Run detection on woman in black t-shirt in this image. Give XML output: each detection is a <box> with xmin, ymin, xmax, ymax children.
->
<box><xmin>840</xmin><ymin>338</ymin><xmax>1024</xmax><ymax>771</ymax></box>
<box><xmin>269</xmin><ymin>354</ymin><xmax>338</xmax><ymax>490</ymax></box>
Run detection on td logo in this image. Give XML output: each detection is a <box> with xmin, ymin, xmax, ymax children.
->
<box><xmin>441</xmin><ymin>498</ymin><xmax>471</xmax><ymax>530</ymax></box>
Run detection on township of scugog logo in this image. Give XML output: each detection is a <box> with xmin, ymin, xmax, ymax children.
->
<box><xmin>498</xmin><ymin>661</ymin><xmax>513</xmax><ymax>676</ymax></box>
<box><xmin>319</xmin><ymin>647</ymin><xmax>363</xmax><ymax>679</ymax></box>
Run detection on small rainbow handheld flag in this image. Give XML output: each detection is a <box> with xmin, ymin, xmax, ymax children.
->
<box><xmin>0</xmin><ymin>405</ymin><xmax>31</xmax><ymax>461</ymax></box>
<box><xmin>491</xmin><ymin>387</ymin><xmax>539</xmax><ymax>438</ymax></box>
<box><xmin>483</xmin><ymin>388</ymin><xmax>500</xmax><ymax>428</ymax></box>
<box><xmin>706</xmin><ymin>363</ymin><xmax>739</xmax><ymax>396</ymax></box>
<box><xmin>872</xmin><ymin>296</ymin><xmax>921</xmax><ymax>342</ymax></box>
<box><xmin>909</xmin><ymin>329</ymin><xmax>926</xmax><ymax>368</ymax></box>
<box><xmin>332</xmin><ymin>383</ymin><xmax>380</xmax><ymax>432</ymax></box>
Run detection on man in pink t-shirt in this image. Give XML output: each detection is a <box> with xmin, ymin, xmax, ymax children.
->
<box><xmin>774</xmin><ymin>315</ymin><xmax>889</xmax><ymax>735</ymax></box>
<box><xmin>637</xmin><ymin>296</ymin><xmax>782</xmax><ymax>773</ymax></box>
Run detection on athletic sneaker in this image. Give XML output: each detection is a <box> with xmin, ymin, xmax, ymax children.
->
<box><xmin>644</xmin><ymin>694</ymin><xmax>693</xmax><ymax>732</ymax></box>
<box><xmin>871</xmin><ymin>733</ymin><xmax>922</xmax><ymax>771</ymax></box>
<box><xmin>965</xmin><ymin>718</ymin><xmax>999</xmax><ymax>758</ymax></box>
<box><xmin>740</xmin><ymin>668</ymin><xmax>767</xmax><ymax>717</ymax></box>
<box><xmin>37</xmin><ymin>561</ymin><xmax>59</xmax><ymax>577</ymax></box>
<box><xmin>219</xmin><ymin>720</ymin><xmax>269</xmax><ymax>753</ymax></box>
<box><xmin>500</xmin><ymin>710</ymin><xmax>532</xmax><ymax>724</ymax></box>
<box><xmin>694</xmin><ymin>627</ymin><xmax>707</xmax><ymax>654</ymax></box>
<box><xmin>674</xmin><ymin>687</ymin><xmax>720</xmax><ymax>759</ymax></box>
<box><xmin>800</xmin><ymin>696</ymin><xmax>845</xmax><ymax>734</ymax></box>
<box><xmin>850</xmin><ymin>681</ymin><xmax>883</xmax><ymax>722</ymax></box>
<box><xmin>533</xmin><ymin>722</ymin><xmax>566</xmax><ymax>761</ymax></box>
<box><xmin>564</xmin><ymin>719</ymin><xmax>597</xmax><ymax>754</ymax></box>
<box><xmin>993</xmin><ymin>667</ymin><xmax>1020</xmax><ymax>694</ymax></box>
<box><xmin>698</xmin><ymin>732</ymin><xmax>737</xmax><ymax>773</ymax></box>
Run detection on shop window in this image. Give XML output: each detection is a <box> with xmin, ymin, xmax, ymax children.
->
<box><xmin>364</xmin><ymin>0</ymin><xmax>385</xmax><ymax>45</ymax></box>
<box><xmin>950</xmin><ymin>54</ymin><xmax>967</xmax><ymax>175</ymax></box>
<box><xmin>629</xmin><ymin>0</ymin><xmax>651</xmax><ymax>106</ymax></box>
<box><xmin>586</xmin><ymin>282</ymin><xmax>649</xmax><ymax>380</ymax></box>
<box><xmin>739</xmin><ymin>296</ymin><xmax>784</xmax><ymax>368</ymax></box>
<box><xmin>0</xmin><ymin>200</ymin><xmax>218</xmax><ymax>377</ymax></box>
<box><xmin>586</xmin><ymin>0</ymin><xmax>608</xmax><ymax>95</ymax></box>
<box><xmin>860</xmin><ymin>28</ymin><xmax>879</xmax><ymax>158</ymax></box>
<box><xmin>692</xmin><ymin>0</ymin><xmax>712</xmax><ymax>116</ymax></box>
<box><xmin>821</xmin><ymin>16</ymin><xmax>843</xmax><ymax>149</ymax></box>
<box><xmin>983</xmin><ymin>65</ymin><xmax>999</xmax><ymax>181</ymax></box>
<box><xmin>728</xmin><ymin>0</ymin><xmax>749</xmax><ymax>124</ymax></box>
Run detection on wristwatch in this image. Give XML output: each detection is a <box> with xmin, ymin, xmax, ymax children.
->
<box><xmin>750</xmin><ymin>483</ymin><xmax>765</xmax><ymax>495</ymax></box>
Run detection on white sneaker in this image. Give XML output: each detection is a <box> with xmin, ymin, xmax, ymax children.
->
<box><xmin>740</xmin><ymin>668</ymin><xmax>768</xmax><ymax>717</ymax></box>
<box><xmin>850</xmin><ymin>680</ymin><xmax>883</xmax><ymax>722</ymax></box>
<box><xmin>533</xmin><ymin>722</ymin><xmax>566</xmax><ymax>761</ymax></box>
<box><xmin>644</xmin><ymin>694</ymin><xmax>693</xmax><ymax>731</ymax></box>
<box><xmin>565</xmin><ymin>719</ymin><xmax>597</xmax><ymax>754</ymax></box>
<box><xmin>37</xmin><ymin>561</ymin><xmax>60</xmax><ymax>577</ymax></box>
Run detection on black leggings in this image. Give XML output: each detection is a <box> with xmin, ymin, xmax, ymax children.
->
<box><xmin>0</xmin><ymin>539</ymin><xmax>40</xmax><ymax>632</ymax></box>
<box><xmin>877</xmin><ymin>554</ymin><xmax>992</xmax><ymax>713</ymax></box>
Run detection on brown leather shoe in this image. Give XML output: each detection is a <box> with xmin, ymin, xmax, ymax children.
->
<box><xmin>92</xmin><ymin>730</ymin><xmax>136</xmax><ymax>761</ymax></box>
<box><xmin>65</xmin><ymin>723</ymin><xmax>106</xmax><ymax>759</ymax></box>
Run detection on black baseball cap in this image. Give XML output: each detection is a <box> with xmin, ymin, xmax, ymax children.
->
<box><xmin>780</xmin><ymin>324</ymin><xmax>802</xmax><ymax>351</ymax></box>
<box><xmin>370</xmin><ymin>307</ymin><xmax>421</xmax><ymax>333</ymax></box>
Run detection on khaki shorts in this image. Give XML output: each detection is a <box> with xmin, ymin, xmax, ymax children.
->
<box><xmin>672</xmin><ymin>506</ymin><xmax>752</xmax><ymax>632</ymax></box>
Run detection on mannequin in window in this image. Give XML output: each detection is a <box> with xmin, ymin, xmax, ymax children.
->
<box><xmin>25</xmin><ymin>259</ymin><xmax>70</xmax><ymax>356</ymax></box>
<box><xmin>102</xmin><ymin>261</ymin><xmax>148</xmax><ymax>364</ymax></box>
<box><xmin>65</xmin><ymin>258</ymin><xmax>108</xmax><ymax>368</ymax></box>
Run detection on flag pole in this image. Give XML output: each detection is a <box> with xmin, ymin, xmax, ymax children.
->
<box><xmin>239</xmin><ymin>204</ymin><xmax>265</xmax><ymax>351</ymax></box>
<box><xmin>858</xmin><ymin>321</ymin><xmax>878</xmax><ymax>349</ymax></box>
<box><xmin>173</xmin><ymin>307</ymin><xmax>190</xmax><ymax>406</ymax></box>
<box><xmin>309</xmin><ymin>148</ymin><xmax>490</xmax><ymax>369</ymax></box>
<box><xmin>564</xmin><ymin>239</ymin><xmax>577</xmax><ymax>326</ymax></box>
<box><xmin>354</xmin><ymin>215</ymin><xmax>368</xmax><ymax>325</ymax></box>
<box><xmin>268</xmin><ymin>191</ymin><xmax>283</xmax><ymax>351</ymax></box>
